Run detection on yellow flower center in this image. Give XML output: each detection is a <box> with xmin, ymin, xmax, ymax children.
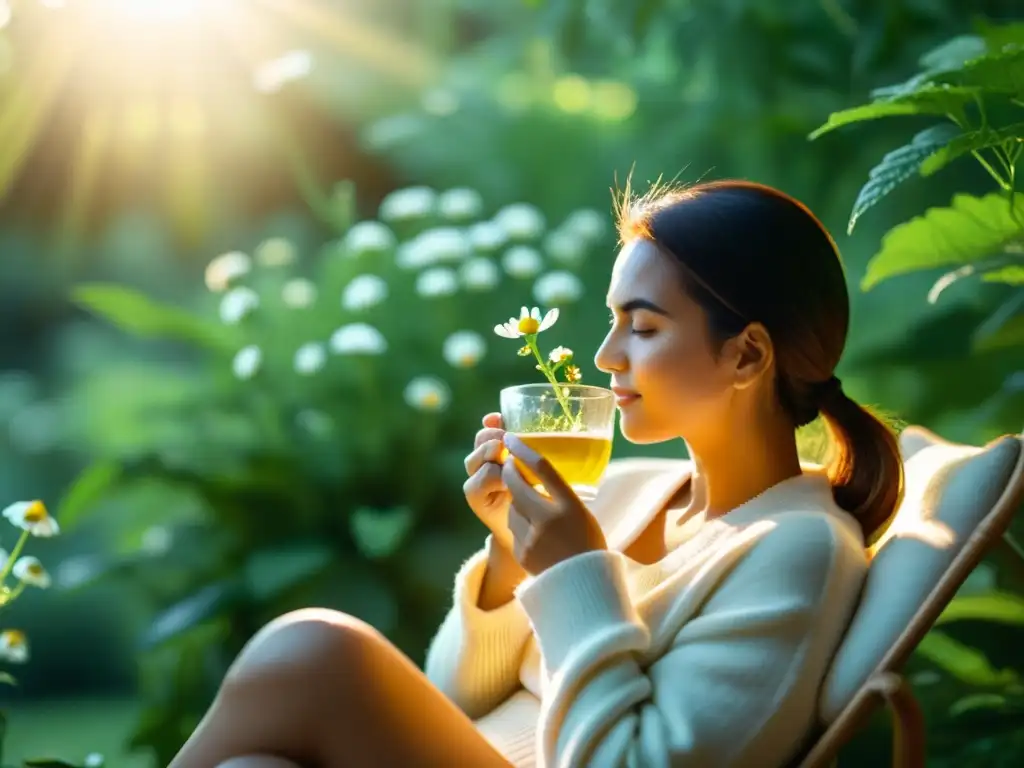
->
<box><xmin>459</xmin><ymin>353</ymin><xmax>476</xmax><ymax>367</ymax></box>
<box><xmin>517</xmin><ymin>317</ymin><xmax>540</xmax><ymax>335</ymax></box>
<box><xmin>23</xmin><ymin>501</ymin><xmax>47</xmax><ymax>524</ymax></box>
<box><xmin>421</xmin><ymin>392</ymin><xmax>441</xmax><ymax>408</ymax></box>
<box><xmin>27</xmin><ymin>564</ymin><xmax>43</xmax><ymax>576</ymax></box>
<box><xmin>2</xmin><ymin>630</ymin><xmax>25</xmax><ymax>647</ymax></box>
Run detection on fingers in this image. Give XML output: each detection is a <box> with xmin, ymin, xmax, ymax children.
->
<box><xmin>482</xmin><ymin>412</ymin><xmax>503</xmax><ymax>429</ymax></box>
<box><xmin>503</xmin><ymin>433</ymin><xmax>573</xmax><ymax>500</ymax></box>
<box><xmin>465</xmin><ymin>438</ymin><xmax>505</xmax><ymax>476</ymax></box>
<box><xmin>473</xmin><ymin>427</ymin><xmax>505</xmax><ymax>451</ymax></box>
<box><xmin>463</xmin><ymin>462</ymin><xmax>506</xmax><ymax>501</ymax></box>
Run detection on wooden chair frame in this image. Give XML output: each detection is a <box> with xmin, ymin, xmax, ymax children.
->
<box><xmin>797</xmin><ymin>428</ymin><xmax>1024</xmax><ymax>768</ymax></box>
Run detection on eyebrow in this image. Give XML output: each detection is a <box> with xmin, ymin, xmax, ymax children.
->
<box><xmin>614</xmin><ymin>298</ymin><xmax>671</xmax><ymax>316</ymax></box>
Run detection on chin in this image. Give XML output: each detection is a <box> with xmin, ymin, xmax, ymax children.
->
<box><xmin>618</xmin><ymin>411</ymin><xmax>677</xmax><ymax>445</ymax></box>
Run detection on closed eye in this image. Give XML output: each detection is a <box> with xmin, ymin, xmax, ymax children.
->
<box><xmin>631</xmin><ymin>328</ymin><xmax>656</xmax><ymax>337</ymax></box>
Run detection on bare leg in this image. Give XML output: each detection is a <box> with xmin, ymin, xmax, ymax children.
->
<box><xmin>169</xmin><ymin>608</ymin><xmax>513</xmax><ymax>768</ymax></box>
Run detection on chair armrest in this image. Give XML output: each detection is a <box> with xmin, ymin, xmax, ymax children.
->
<box><xmin>798</xmin><ymin>672</ymin><xmax>925</xmax><ymax>768</ymax></box>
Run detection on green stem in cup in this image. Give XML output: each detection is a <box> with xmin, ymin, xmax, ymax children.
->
<box><xmin>525</xmin><ymin>336</ymin><xmax>575</xmax><ymax>427</ymax></box>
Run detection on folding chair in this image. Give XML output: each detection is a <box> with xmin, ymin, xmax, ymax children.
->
<box><xmin>797</xmin><ymin>426</ymin><xmax>1024</xmax><ymax>767</ymax></box>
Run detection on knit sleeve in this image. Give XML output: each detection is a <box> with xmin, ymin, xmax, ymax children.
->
<box><xmin>424</xmin><ymin>536</ymin><xmax>534</xmax><ymax>719</ymax></box>
<box><xmin>515</xmin><ymin>515</ymin><xmax>867</xmax><ymax>768</ymax></box>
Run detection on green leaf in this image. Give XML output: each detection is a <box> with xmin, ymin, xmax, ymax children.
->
<box><xmin>974</xmin><ymin>313</ymin><xmax>1024</xmax><ymax>352</ymax></box>
<box><xmin>916</xmin><ymin>630</ymin><xmax>1018</xmax><ymax>686</ymax></box>
<box><xmin>861</xmin><ymin>192</ymin><xmax>1024</xmax><ymax>290</ymax></box>
<box><xmin>949</xmin><ymin>693</ymin><xmax>1008</xmax><ymax>718</ymax></box>
<box><xmin>982</xmin><ymin>265</ymin><xmax>1024</xmax><ymax>285</ymax></box>
<box><xmin>918</xmin><ymin>34</ymin><xmax>988</xmax><ymax>72</ymax></box>
<box><xmin>350</xmin><ymin>506</ymin><xmax>415</xmax><ymax>560</ymax></box>
<box><xmin>55</xmin><ymin>460</ymin><xmax>123</xmax><ymax>530</ymax></box>
<box><xmin>935</xmin><ymin>591</ymin><xmax>1024</xmax><ymax>625</ymax></box>
<box><xmin>808</xmin><ymin>86</ymin><xmax>977</xmax><ymax>140</ymax></box>
<box><xmin>0</xmin><ymin>672</ymin><xmax>15</xmax><ymax>686</ymax></box>
<box><xmin>72</xmin><ymin>283</ymin><xmax>236</xmax><ymax>354</ymax></box>
<box><xmin>846</xmin><ymin>124</ymin><xmax>960</xmax><ymax>234</ymax></box>
<box><xmin>141</xmin><ymin>582</ymin><xmax>240</xmax><ymax>649</ymax></box>
<box><xmin>941</xmin><ymin>46</ymin><xmax>1024</xmax><ymax>94</ymax></box>
<box><xmin>921</xmin><ymin>123</ymin><xmax>1024</xmax><ymax>177</ymax></box>
<box><xmin>243</xmin><ymin>543</ymin><xmax>334</xmax><ymax>602</ymax></box>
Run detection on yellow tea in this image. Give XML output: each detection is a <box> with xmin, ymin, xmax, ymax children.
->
<box><xmin>507</xmin><ymin>432</ymin><xmax>612</xmax><ymax>497</ymax></box>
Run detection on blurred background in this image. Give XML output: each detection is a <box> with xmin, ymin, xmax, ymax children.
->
<box><xmin>0</xmin><ymin>0</ymin><xmax>1021</xmax><ymax>765</ymax></box>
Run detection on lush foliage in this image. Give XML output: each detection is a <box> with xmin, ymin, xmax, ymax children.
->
<box><xmin>56</xmin><ymin>182</ymin><xmax>607</xmax><ymax>762</ymax></box>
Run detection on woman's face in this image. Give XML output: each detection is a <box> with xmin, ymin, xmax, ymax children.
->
<box><xmin>594</xmin><ymin>239</ymin><xmax>745</xmax><ymax>445</ymax></box>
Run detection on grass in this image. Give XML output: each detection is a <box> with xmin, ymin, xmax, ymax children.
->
<box><xmin>2</xmin><ymin>697</ymin><xmax>151</xmax><ymax>767</ymax></box>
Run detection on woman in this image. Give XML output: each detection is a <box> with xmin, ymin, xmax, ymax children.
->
<box><xmin>170</xmin><ymin>180</ymin><xmax>903</xmax><ymax>768</ymax></box>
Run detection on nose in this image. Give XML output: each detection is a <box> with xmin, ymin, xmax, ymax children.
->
<box><xmin>594</xmin><ymin>330</ymin><xmax>626</xmax><ymax>374</ymax></box>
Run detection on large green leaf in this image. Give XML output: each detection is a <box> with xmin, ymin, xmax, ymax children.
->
<box><xmin>982</xmin><ymin>265</ymin><xmax>1024</xmax><ymax>285</ymax></box>
<box><xmin>975</xmin><ymin>313</ymin><xmax>1024</xmax><ymax>352</ymax></box>
<box><xmin>141</xmin><ymin>581</ymin><xmax>241</xmax><ymax>649</ymax></box>
<box><xmin>861</xmin><ymin>192</ymin><xmax>1024</xmax><ymax>290</ymax></box>
<box><xmin>846</xmin><ymin>124</ymin><xmax>960</xmax><ymax>234</ymax></box>
<box><xmin>935</xmin><ymin>592</ymin><xmax>1024</xmax><ymax>626</ymax></box>
<box><xmin>808</xmin><ymin>86</ymin><xmax>978</xmax><ymax>140</ymax></box>
<box><xmin>941</xmin><ymin>46</ymin><xmax>1024</xmax><ymax>94</ymax></box>
<box><xmin>55</xmin><ymin>459</ymin><xmax>123</xmax><ymax>530</ymax></box>
<box><xmin>243</xmin><ymin>543</ymin><xmax>334</xmax><ymax>601</ymax></box>
<box><xmin>916</xmin><ymin>630</ymin><xmax>1018</xmax><ymax>686</ymax></box>
<box><xmin>350</xmin><ymin>506</ymin><xmax>415</xmax><ymax>560</ymax></box>
<box><xmin>921</xmin><ymin>123</ymin><xmax>1024</xmax><ymax>177</ymax></box>
<box><xmin>72</xmin><ymin>283</ymin><xmax>236</xmax><ymax>354</ymax></box>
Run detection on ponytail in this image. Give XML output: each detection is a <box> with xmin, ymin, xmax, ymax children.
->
<box><xmin>817</xmin><ymin>380</ymin><xmax>904</xmax><ymax>542</ymax></box>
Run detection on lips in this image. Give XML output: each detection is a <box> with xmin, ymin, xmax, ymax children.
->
<box><xmin>611</xmin><ymin>386</ymin><xmax>640</xmax><ymax>406</ymax></box>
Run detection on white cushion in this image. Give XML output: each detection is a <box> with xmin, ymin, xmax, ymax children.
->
<box><xmin>818</xmin><ymin>430</ymin><xmax>1022</xmax><ymax>723</ymax></box>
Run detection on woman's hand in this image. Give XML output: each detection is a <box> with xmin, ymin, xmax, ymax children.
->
<box><xmin>463</xmin><ymin>413</ymin><xmax>513</xmax><ymax>552</ymax></box>
<box><xmin>502</xmin><ymin>433</ymin><xmax>607</xmax><ymax>576</ymax></box>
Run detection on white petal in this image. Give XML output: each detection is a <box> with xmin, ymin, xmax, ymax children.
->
<box><xmin>519</xmin><ymin>306</ymin><xmax>530</xmax><ymax>320</ymax></box>
<box><xmin>539</xmin><ymin>308</ymin><xmax>560</xmax><ymax>331</ymax></box>
<box><xmin>530</xmin><ymin>307</ymin><xmax>542</xmax><ymax>322</ymax></box>
<box><xmin>494</xmin><ymin>324</ymin><xmax>519</xmax><ymax>339</ymax></box>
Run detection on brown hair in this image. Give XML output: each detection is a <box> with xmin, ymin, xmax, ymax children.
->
<box><xmin>615</xmin><ymin>178</ymin><xmax>903</xmax><ymax>540</ymax></box>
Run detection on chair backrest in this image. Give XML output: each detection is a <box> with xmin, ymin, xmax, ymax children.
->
<box><xmin>817</xmin><ymin>426</ymin><xmax>1024</xmax><ymax>723</ymax></box>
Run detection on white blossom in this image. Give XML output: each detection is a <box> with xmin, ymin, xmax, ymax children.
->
<box><xmin>404</xmin><ymin>376</ymin><xmax>450</xmax><ymax>412</ymax></box>
<box><xmin>494</xmin><ymin>306</ymin><xmax>559</xmax><ymax>339</ymax></box>
<box><xmin>254</xmin><ymin>237</ymin><xmax>297</xmax><ymax>267</ymax></box>
<box><xmin>467</xmin><ymin>221</ymin><xmax>508</xmax><ymax>253</ymax></box>
<box><xmin>493</xmin><ymin>203</ymin><xmax>545</xmax><ymax>241</ymax></box>
<box><xmin>379</xmin><ymin>186</ymin><xmax>436</xmax><ymax>222</ymax></box>
<box><xmin>204</xmin><ymin>251</ymin><xmax>251</xmax><ymax>292</ymax></box>
<box><xmin>84</xmin><ymin>754</ymin><xmax>105</xmax><ymax>768</ymax></box>
<box><xmin>412</xmin><ymin>227</ymin><xmax>472</xmax><ymax>263</ymax></box>
<box><xmin>563</xmin><ymin>208</ymin><xmax>607</xmax><ymax>242</ymax></box>
<box><xmin>329</xmin><ymin>323</ymin><xmax>387</xmax><ymax>355</ymax></box>
<box><xmin>501</xmin><ymin>245</ymin><xmax>543</xmax><ymax>278</ymax></box>
<box><xmin>459</xmin><ymin>257</ymin><xmax>500</xmax><ymax>291</ymax></box>
<box><xmin>343</xmin><ymin>221</ymin><xmax>396</xmax><ymax>255</ymax></box>
<box><xmin>294</xmin><ymin>342</ymin><xmax>327</xmax><ymax>375</ymax></box>
<box><xmin>549</xmin><ymin>346</ymin><xmax>574</xmax><ymax>363</ymax></box>
<box><xmin>2</xmin><ymin>500</ymin><xmax>59</xmax><ymax>537</ymax></box>
<box><xmin>13</xmin><ymin>556</ymin><xmax>51</xmax><ymax>589</ymax></box>
<box><xmin>219</xmin><ymin>286</ymin><xmax>260</xmax><ymax>324</ymax></box>
<box><xmin>443</xmin><ymin>331</ymin><xmax>487</xmax><ymax>368</ymax></box>
<box><xmin>438</xmin><ymin>188</ymin><xmax>484</xmax><ymax>221</ymax></box>
<box><xmin>232</xmin><ymin>345</ymin><xmax>262</xmax><ymax>380</ymax></box>
<box><xmin>533</xmin><ymin>270</ymin><xmax>583</xmax><ymax>306</ymax></box>
<box><xmin>0</xmin><ymin>630</ymin><xmax>28</xmax><ymax>664</ymax></box>
<box><xmin>342</xmin><ymin>274</ymin><xmax>388</xmax><ymax>311</ymax></box>
<box><xmin>543</xmin><ymin>229</ymin><xmax>587</xmax><ymax>265</ymax></box>
<box><xmin>282</xmin><ymin>278</ymin><xmax>317</xmax><ymax>308</ymax></box>
<box><xmin>416</xmin><ymin>267</ymin><xmax>458</xmax><ymax>298</ymax></box>
<box><xmin>141</xmin><ymin>526</ymin><xmax>173</xmax><ymax>556</ymax></box>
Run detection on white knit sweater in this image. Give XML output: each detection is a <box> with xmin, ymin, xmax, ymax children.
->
<box><xmin>425</xmin><ymin>458</ymin><xmax>867</xmax><ymax>767</ymax></box>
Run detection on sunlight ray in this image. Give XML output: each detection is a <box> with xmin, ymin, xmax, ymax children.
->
<box><xmin>57</xmin><ymin>106</ymin><xmax>112</xmax><ymax>257</ymax></box>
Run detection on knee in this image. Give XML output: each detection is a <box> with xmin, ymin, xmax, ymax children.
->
<box><xmin>224</xmin><ymin>608</ymin><xmax>384</xmax><ymax>695</ymax></box>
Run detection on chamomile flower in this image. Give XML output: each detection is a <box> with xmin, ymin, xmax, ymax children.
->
<box><xmin>13</xmin><ymin>556</ymin><xmax>50</xmax><ymax>589</ymax></box>
<box><xmin>379</xmin><ymin>186</ymin><xmax>436</xmax><ymax>222</ymax></box>
<box><xmin>0</xmin><ymin>630</ymin><xmax>28</xmax><ymax>663</ymax></box>
<box><xmin>329</xmin><ymin>323</ymin><xmax>387</xmax><ymax>355</ymax></box>
<box><xmin>404</xmin><ymin>376</ymin><xmax>450</xmax><ymax>412</ymax></box>
<box><xmin>282</xmin><ymin>278</ymin><xmax>317</xmax><ymax>308</ymax></box>
<box><xmin>533</xmin><ymin>270</ymin><xmax>583</xmax><ymax>306</ymax></box>
<box><xmin>501</xmin><ymin>246</ymin><xmax>543</xmax><ymax>278</ymax></box>
<box><xmin>494</xmin><ymin>306</ymin><xmax>559</xmax><ymax>339</ymax></box>
<box><xmin>459</xmin><ymin>257</ymin><xmax>500</xmax><ymax>291</ymax></box>
<box><xmin>467</xmin><ymin>221</ymin><xmax>507</xmax><ymax>253</ymax></box>
<box><xmin>416</xmin><ymin>267</ymin><xmax>458</xmax><ymax>298</ymax></box>
<box><xmin>204</xmin><ymin>251</ymin><xmax>251</xmax><ymax>292</ymax></box>
<box><xmin>254</xmin><ymin>237</ymin><xmax>297</xmax><ymax>267</ymax></box>
<box><xmin>343</xmin><ymin>221</ymin><xmax>397</xmax><ymax>255</ymax></box>
<box><xmin>342</xmin><ymin>274</ymin><xmax>388</xmax><ymax>311</ymax></box>
<box><xmin>437</xmin><ymin>188</ymin><xmax>484</xmax><ymax>221</ymax></box>
<box><xmin>443</xmin><ymin>331</ymin><xmax>486</xmax><ymax>368</ymax></box>
<box><xmin>232</xmin><ymin>345</ymin><xmax>262</xmax><ymax>380</ymax></box>
<box><xmin>294</xmin><ymin>342</ymin><xmax>327</xmax><ymax>375</ymax></box>
<box><xmin>219</xmin><ymin>286</ymin><xmax>260</xmax><ymax>324</ymax></box>
<box><xmin>493</xmin><ymin>203</ymin><xmax>545</xmax><ymax>241</ymax></box>
<box><xmin>2</xmin><ymin>500</ymin><xmax>59</xmax><ymax>537</ymax></box>
<box><xmin>549</xmin><ymin>346</ymin><xmax>574</xmax><ymax>364</ymax></box>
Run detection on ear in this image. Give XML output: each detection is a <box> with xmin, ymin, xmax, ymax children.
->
<box><xmin>726</xmin><ymin>322</ymin><xmax>774</xmax><ymax>390</ymax></box>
